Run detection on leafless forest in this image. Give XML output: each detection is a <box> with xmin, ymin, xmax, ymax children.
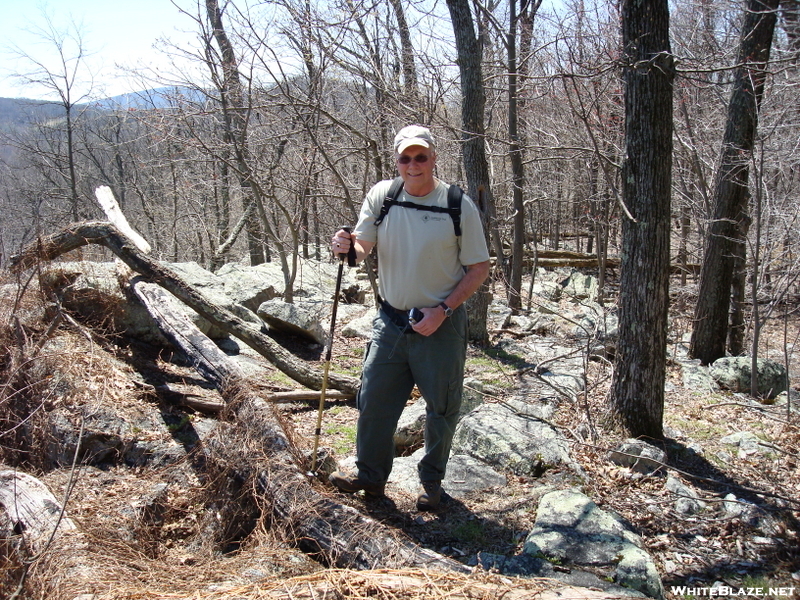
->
<box><xmin>1</xmin><ymin>1</ymin><xmax>800</xmax><ymax>597</ymax></box>
<box><xmin>0</xmin><ymin>1</ymin><xmax>791</xmax><ymax>271</ymax></box>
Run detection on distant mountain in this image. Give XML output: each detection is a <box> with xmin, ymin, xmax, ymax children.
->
<box><xmin>84</xmin><ymin>86</ymin><xmax>209</xmax><ymax>110</ymax></box>
<box><xmin>0</xmin><ymin>87</ymin><xmax>210</xmax><ymax>163</ymax></box>
<box><xmin>0</xmin><ymin>97</ymin><xmax>65</xmax><ymax>130</ymax></box>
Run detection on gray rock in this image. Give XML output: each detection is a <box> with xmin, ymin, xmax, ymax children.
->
<box><xmin>722</xmin><ymin>494</ymin><xmax>782</xmax><ymax>536</ymax></box>
<box><xmin>390</xmin><ymin>449</ymin><xmax>506</xmax><ymax>498</ymax></box>
<box><xmin>537</xmin><ymin>370</ymin><xmax>585</xmax><ymax>396</ymax></box>
<box><xmin>488</xmin><ymin>301</ymin><xmax>513</xmax><ymax>330</ymax></box>
<box><xmin>530</xmin><ymin>279</ymin><xmax>562</xmax><ymax>302</ymax></box>
<box><xmin>394</xmin><ymin>377</ymin><xmax>487</xmax><ymax>450</ymax></box>
<box><xmin>720</xmin><ymin>431</ymin><xmax>766</xmax><ymax>458</ymax></box>
<box><xmin>680</xmin><ymin>360</ymin><xmax>719</xmax><ymax>391</ymax></box>
<box><xmin>257</xmin><ymin>299</ymin><xmax>326</xmax><ymax>344</ymax></box>
<box><xmin>709</xmin><ymin>357</ymin><xmax>788</xmax><ymax>399</ymax></box>
<box><xmin>341</xmin><ymin>311</ymin><xmax>375</xmax><ymax>339</ymax></box>
<box><xmin>474</xmin><ymin>553</ymin><xmax>646</xmax><ymax>597</ymax></box>
<box><xmin>572</xmin><ymin>309</ymin><xmax>619</xmax><ymax>343</ymax></box>
<box><xmin>46</xmin><ymin>406</ymin><xmax>190</xmax><ymax>469</ymax></box>
<box><xmin>166</xmin><ymin>262</ymin><xmax>264</xmax><ymax>338</ymax></box>
<box><xmin>452</xmin><ymin>403</ymin><xmax>574</xmax><ymax>477</ymax></box>
<box><xmin>561</xmin><ymin>271</ymin><xmax>599</xmax><ymax>302</ymax></box>
<box><xmin>608</xmin><ymin>439</ymin><xmax>666</xmax><ymax>476</ymax></box>
<box><xmin>215</xmin><ymin>262</ymin><xmax>284</xmax><ymax>310</ymax></box>
<box><xmin>38</xmin><ymin>261</ymin><xmax>168</xmax><ymax>345</ymax></box>
<box><xmin>393</xmin><ymin>398</ymin><xmax>427</xmax><ymax>450</ymax></box>
<box><xmin>523</xmin><ymin>489</ymin><xmax>663</xmax><ymax>599</ymax></box>
<box><xmin>665</xmin><ymin>476</ymin><xmax>706</xmax><ymax>515</ymax></box>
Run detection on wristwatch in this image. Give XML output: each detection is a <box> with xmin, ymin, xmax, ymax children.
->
<box><xmin>439</xmin><ymin>302</ymin><xmax>453</xmax><ymax>317</ymax></box>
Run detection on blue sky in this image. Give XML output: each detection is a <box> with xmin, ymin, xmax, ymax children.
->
<box><xmin>0</xmin><ymin>0</ymin><xmax>199</xmax><ymax>100</ymax></box>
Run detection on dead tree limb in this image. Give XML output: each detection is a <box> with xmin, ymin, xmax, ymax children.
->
<box><xmin>10</xmin><ymin>221</ymin><xmax>360</xmax><ymax>395</ymax></box>
<box><xmin>0</xmin><ymin>470</ymin><xmax>77</xmax><ymax>553</ymax></box>
<box><xmin>130</xmin><ymin>278</ymin><xmax>242</xmax><ymax>389</ymax></box>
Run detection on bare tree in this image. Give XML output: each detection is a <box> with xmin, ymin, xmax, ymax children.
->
<box><xmin>8</xmin><ymin>11</ymin><xmax>95</xmax><ymax>223</ymax></box>
<box><xmin>446</xmin><ymin>0</ymin><xmax>495</xmax><ymax>343</ymax></box>
<box><xmin>690</xmin><ymin>0</ymin><xmax>780</xmax><ymax>364</ymax></box>
<box><xmin>609</xmin><ymin>0</ymin><xmax>674</xmax><ymax>438</ymax></box>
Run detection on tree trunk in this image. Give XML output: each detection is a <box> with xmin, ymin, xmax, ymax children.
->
<box><xmin>388</xmin><ymin>0</ymin><xmax>420</xmax><ymax>116</ymax></box>
<box><xmin>507</xmin><ymin>0</ymin><xmax>525</xmax><ymax>311</ymax></box>
<box><xmin>610</xmin><ymin>0</ymin><xmax>674</xmax><ymax>439</ymax></box>
<box><xmin>205</xmin><ymin>0</ymin><xmax>265</xmax><ymax>268</ymax></box>
<box><xmin>446</xmin><ymin>0</ymin><xmax>494</xmax><ymax>344</ymax></box>
<box><xmin>689</xmin><ymin>0</ymin><xmax>779</xmax><ymax>364</ymax></box>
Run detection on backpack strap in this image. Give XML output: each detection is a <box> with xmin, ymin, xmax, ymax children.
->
<box><xmin>447</xmin><ymin>184</ymin><xmax>463</xmax><ymax>236</ymax></box>
<box><xmin>374</xmin><ymin>177</ymin><xmax>404</xmax><ymax>227</ymax></box>
<box><xmin>374</xmin><ymin>177</ymin><xmax>463</xmax><ymax>236</ymax></box>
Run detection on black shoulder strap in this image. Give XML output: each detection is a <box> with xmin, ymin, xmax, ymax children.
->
<box><xmin>447</xmin><ymin>184</ymin><xmax>463</xmax><ymax>236</ymax></box>
<box><xmin>374</xmin><ymin>177</ymin><xmax>463</xmax><ymax>236</ymax></box>
<box><xmin>374</xmin><ymin>177</ymin><xmax>404</xmax><ymax>227</ymax></box>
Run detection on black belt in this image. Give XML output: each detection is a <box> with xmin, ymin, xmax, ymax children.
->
<box><xmin>379</xmin><ymin>298</ymin><xmax>416</xmax><ymax>333</ymax></box>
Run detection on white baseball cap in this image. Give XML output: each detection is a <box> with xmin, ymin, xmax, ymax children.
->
<box><xmin>394</xmin><ymin>125</ymin><xmax>435</xmax><ymax>154</ymax></box>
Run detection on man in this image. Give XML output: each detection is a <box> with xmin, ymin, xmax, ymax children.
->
<box><xmin>329</xmin><ymin>125</ymin><xmax>490</xmax><ymax>511</ymax></box>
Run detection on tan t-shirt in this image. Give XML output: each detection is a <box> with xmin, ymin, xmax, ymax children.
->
<box><xmin>354</xmin><ymin>179</ymin><xmax>490</xmax><ymax>310</ymax></box>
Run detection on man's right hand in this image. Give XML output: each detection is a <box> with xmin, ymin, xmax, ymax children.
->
<box><xmin>331</xmin><ymin>229</ymin><xmax>353</xmax><ymax>257</ymax></box>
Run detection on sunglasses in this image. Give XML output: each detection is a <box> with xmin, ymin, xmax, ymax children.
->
<box><xmin>397</xmin><ymin>154</ymin><xmax>430</xmax><ymax>165</ymax></box>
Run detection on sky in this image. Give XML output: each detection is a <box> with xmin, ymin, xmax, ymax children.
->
<box><xmin>0</xmin><ymin>0</ymin><xmax>200</xmax><ymax>101</ymax></box>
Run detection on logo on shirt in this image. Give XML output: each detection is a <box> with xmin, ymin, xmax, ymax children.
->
<box><xmin>422</xmin><ymin>214</ymin><xmax>448</xmax><ymax>223</ymax></box>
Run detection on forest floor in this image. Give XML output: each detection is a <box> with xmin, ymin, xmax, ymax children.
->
<box><xmin>3</xmin><ymin>278</ymin><xmax>800</xmax><ymax>600</ymax></box>
<box><xmin>276</xmin><ymin>305</ymin><xmax>800</xmax><ymax>599</ymax></box>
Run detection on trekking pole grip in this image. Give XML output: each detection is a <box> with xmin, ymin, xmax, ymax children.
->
<box><xmin>341</xmin><ymin>226</ymin><xmax>357</xmax><ymax>267</ymax></box>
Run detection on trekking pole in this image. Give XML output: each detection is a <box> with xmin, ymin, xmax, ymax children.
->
<box><xmin>310</xmin><ymin>227</ymin><xmax>356</xmax><ymax>475</ymax></box>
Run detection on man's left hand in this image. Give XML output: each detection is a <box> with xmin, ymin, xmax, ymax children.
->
<box><xmin>410</xmin><ymin>305</ymin><xmax>447</xmax><ymax>336</ymax></box>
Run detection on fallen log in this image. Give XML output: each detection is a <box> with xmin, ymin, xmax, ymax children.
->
<box><xmin>268</xmin><ymin>390</ymin><xmax>354</xmax><ymax>403</ymax></box>
<box><xmin>152</xmin><ymin>382</ymin><xmax>226</xmax><ymax>413</ymax></box>
<box><xmin>131</xmin><ymin>277</ymin><xmax>243</xmax><ymax>389</ymax></box>
<box><xmin>207</xmin><ymin>395</ymin><xmax>469</xmax><ymax>573</ymax></box>
<box><xmin>0</xmin><ymin>470</ymin><xmax>77</xmax><ymax>553</ymax></box>
<box><xmin>9</xmin><ymin>221</ymin><xmax>359</xmax><ymax>395</ymax></box>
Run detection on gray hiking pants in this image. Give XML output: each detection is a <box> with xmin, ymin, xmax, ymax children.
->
<box><xmin>355</xmin><ymin>304</ymin><xmax>468</xmax><ymax>486</ymax></box>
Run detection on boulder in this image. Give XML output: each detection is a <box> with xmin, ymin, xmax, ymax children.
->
<box><xmin>709</xmin><ymin>357</ymin><xmax>788</xmax><ymax>400</ymax></box>
<box><xmin>523</xmin><ymin>489</ymin><xmax>663</xmax><ymax>599</ymax></box>
<box><xmin>530</xmin><ymin>279</ymin><xmax>562</xmax><ymax>302</ymax></box>
<box><xmin>38</xmin><ymin>261</ymin><xmax>168</xmax><ymax>345</ymax></box>
<box><xmin>215</xmin><ymin>262</ymin><xmax>285</xmax><ymax>309</ymax></box>
<box><xmin>390</xmin><ymin>449</ymin><xmax>507</xmax><ymax>499</ymax></box>
<box><xmin>341</xmin><ymin>311</ymin><xmax>375</xmax><ymax>339</ymax></box>
<box><xmin>488</xmin><ymin>301</ymin><xmax>513</xmax><ymax>330</ymax></box>
<box><xmin>475</xmin><ymin>553</ymin><xmax>647</xmax><ymax>597</ymax></box>
<box><xmin>394</xmin><ymin>377</ymin><xmax>487</xmax><ymax>450</ymax></box>
<box><xmin>452</xmin><ymin>402</ymin><xmax>574</xmax><ymax>477</ymax></box>
<box><xmin>680</xmin><ymin>360</ymin><xmax>719</xmax><ymax>391</ymax></box>
<box><xmin>720</xmin><ymin>431</ymin><xmax>767</xmax><ymax>459</ymax></box>
<box><xmin>560</xmin><ymin>271</ymin><xmax>599</xmax><ymax>302</ymax></box>
<box><xmin>665</xmin><ymin>476</ymin><xmax>706</xmax><ymax>515</ymax></box>
<box><xmin>257</xmin><ymin>299</ymin><xmax>326</xmax><ymax>345</ymax></box>
<box><xmin>166</xmin><ymin>262</ymin><xmax>264</xmax><ymax>338</ymax></box>
<box><xmin>608</xmin><ymin>439</ymin><xmax>666</xmax><ymax>476</ymax></box>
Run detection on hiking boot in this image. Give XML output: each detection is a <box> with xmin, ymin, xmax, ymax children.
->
<box><xmin>328</xmin><ymin>470</ymin><xmax>385</xmax><ymax>497</ymax></box>
<box><xmin>416</xmin><ymin>480</ymin><xmax>443</xmax><ymax>511</ymax></box>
